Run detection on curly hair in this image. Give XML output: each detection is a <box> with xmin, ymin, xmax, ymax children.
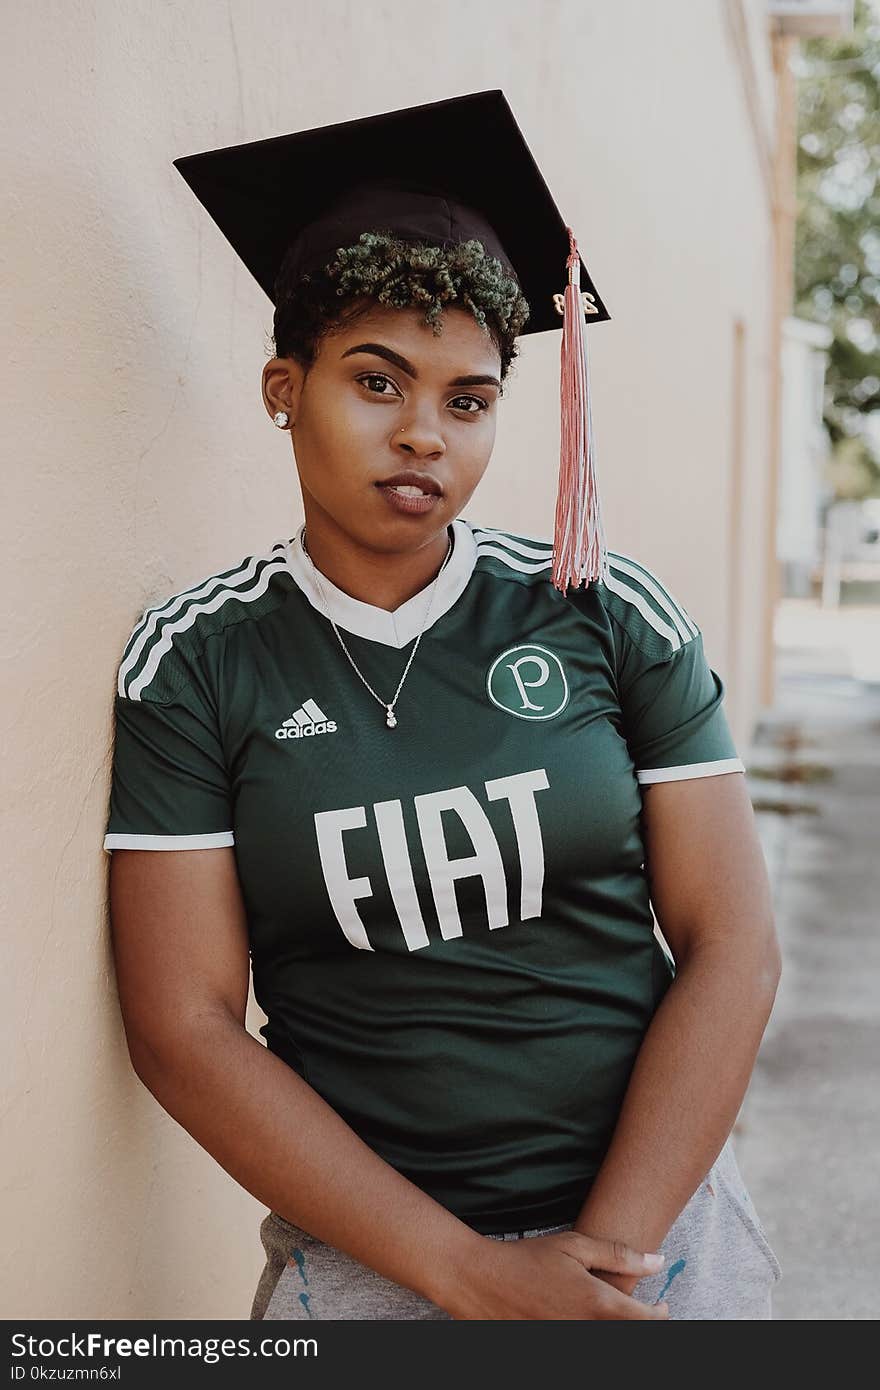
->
<box><xmin>268</xmin><ymin>230</ymin><xmax>530</xmax><ymax>389</ymax></box>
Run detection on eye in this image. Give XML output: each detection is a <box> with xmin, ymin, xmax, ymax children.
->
<box><xmin>356</xmin><ymin>372</ymin><xmax>401</xmax><ymax>398</ymax></box>
<box><xmin>449</xmin><ymin>395</ymin><xmax>489</xmax><ymax>415</ymax></box>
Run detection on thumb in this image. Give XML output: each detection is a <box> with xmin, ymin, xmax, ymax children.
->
<box><xmin>573</xmin><ymin>1233</ymin><xmax>666</xmax><ymax>1278</ymax></box>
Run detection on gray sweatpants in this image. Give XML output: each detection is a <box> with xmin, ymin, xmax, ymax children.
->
<box><xmin>250</xmin><ymin>1135</ymin><xmax>781</xmax><ymax>1321</ymax></box>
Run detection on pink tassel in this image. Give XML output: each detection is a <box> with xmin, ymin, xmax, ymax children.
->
<box><xmin>552</xmin><ymin>227</ymin><xmax>609</xmax><ymax>593</ymax></box>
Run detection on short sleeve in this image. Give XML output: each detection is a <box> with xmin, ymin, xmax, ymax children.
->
<box><xmin>617</xmin><ymin>631</ymin><xmax>744</xmax><ymax>784</ymax></box>
<box><xmin>600</xmin><ymin>554</ymin><xmax>745</xmax><ymax>786</ymax></box>
<box><xmin>103</xmin><ymin>686</ymin><xmax>234</xmax><ymax>851</ymax></box>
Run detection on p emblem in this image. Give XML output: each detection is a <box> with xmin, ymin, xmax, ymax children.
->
<box><xmin>486</xmin><ymin>644</ymin><xmax>569</xmax><ymax>721</ymax></box>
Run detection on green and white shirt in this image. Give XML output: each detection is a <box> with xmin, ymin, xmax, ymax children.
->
<box><xmin>104</xmin><ymin>519</ymin><xmax>744</xmax><ymax>1234</ymax></box>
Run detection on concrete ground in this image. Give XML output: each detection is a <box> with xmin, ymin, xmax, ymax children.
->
<box><xmin>734</xmin><ymin>594</ymin><xmax>880</xmax><ymax>1320</ymax></box>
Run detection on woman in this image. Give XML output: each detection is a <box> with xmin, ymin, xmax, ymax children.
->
<box><xmin>105</xmin><ymin>94</ymin><xmax>782</xmax><ymax>1320</ymax></box>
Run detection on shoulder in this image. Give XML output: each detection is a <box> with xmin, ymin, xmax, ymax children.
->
<box><xmin>468</xmin><ymin>521</ymin><xmax>555</xmax><ymax>584</ymax></box>
<box><xmin>467</xmin><ymin>522</ymin><xmax>699</xmax><ymax>657</ymax></box>
<box><xmin>116</xmin><ymin>538</ymin><xmax>294</xmax><ymax>702</ymax></box>
<box><xmin>596</xmin><ymin>550</ymin><xmax>701</xmax><ymax>659</ymax></box>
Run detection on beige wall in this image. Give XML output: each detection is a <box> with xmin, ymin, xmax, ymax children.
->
<box><xmin>1</xmin><ymin>1</ymin><xmax>779</xmax><ymax>1317</ymax></box>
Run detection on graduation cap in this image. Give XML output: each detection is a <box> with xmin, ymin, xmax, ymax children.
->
<box><xmin>173</xmin><ymin>90</ymin><xmax>611</xmax><ymax>591</ymax></box>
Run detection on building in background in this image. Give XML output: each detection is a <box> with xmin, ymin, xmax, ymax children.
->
<box><xmin>777</xmin><ymin>315</ymin><xmax>834</xmax><ymax>597</ymax></box>
<box><xmin>763</xmin><ymin>0</ymin><xmax>856</xmax><ymax>695</ymax></box>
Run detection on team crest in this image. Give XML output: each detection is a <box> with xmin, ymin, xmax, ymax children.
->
<box><xmin>486</xmin><ymin>644</ymin><xmax>569</xmax><ymax>721</ymax></box>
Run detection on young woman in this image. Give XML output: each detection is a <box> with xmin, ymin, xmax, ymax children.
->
<box><xmin>105</xmin><ymin>99</ymin><xmax>783</xmax><ymax>1321</ymax></box>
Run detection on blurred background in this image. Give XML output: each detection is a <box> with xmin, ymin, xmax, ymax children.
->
<box><xmin>733</xmin><ymin>0</ymin><xmax>879</xmax><ymax>1323</ymax></box>
<box><xmin>1</xmin><ymin>0</ymin><xmax>876</xmax><ymax>1319</ymax></box>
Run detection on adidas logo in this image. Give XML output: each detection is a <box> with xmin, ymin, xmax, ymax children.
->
<box><xmin>275</xmin><ymin>698</ymin><xmax>338</xmax><ymax>740</ymax></box>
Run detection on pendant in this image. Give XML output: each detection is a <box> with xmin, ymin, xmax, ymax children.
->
<box><xmin>386</xmin><ymin>706</ymin><xmax>398</xmax><ymax>729</ymax></box>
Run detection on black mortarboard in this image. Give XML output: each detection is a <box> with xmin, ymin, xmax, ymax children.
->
<box><xmin>173</xmin><ymin>90</ymin><xmax>611</xmax><ymax>590</ymax></box>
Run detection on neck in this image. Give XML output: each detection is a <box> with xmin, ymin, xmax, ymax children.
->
<box><xmin>301</xmin><ymin>510</ymin><xmax>453</xmax><ymax>612</ymax></box>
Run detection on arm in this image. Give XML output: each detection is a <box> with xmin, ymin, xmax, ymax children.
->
<box><xmin>109</xmin><ymin>845</ymin><xmax>483</xmax><ymax>1310</ymax></box>
<box><xmin>572</xmin><ymin>771</ymin><xmax>781</xmax><ymax>1289</ymax></box>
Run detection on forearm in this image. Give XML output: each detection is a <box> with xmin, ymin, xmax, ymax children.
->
<box><xmin>127</xmin><ymin>1013</ymin><xmax>482</xmax><ymax>1310</ymax></box>
<box><xmin>574</xmin><ymin>939</ymin><xmax>780</xmax><ymax>1258</ymax></box>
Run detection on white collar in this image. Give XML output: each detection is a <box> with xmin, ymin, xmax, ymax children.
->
<box><xmin>284</xmin><ymin>518</ymin><xmax>477</xmax><ymax>648</ymax></box>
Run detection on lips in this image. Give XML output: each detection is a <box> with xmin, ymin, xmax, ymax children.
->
<box><xmin>375</xmin><ymin>469</ymin><xmax>443</xmax><ymax>497</ymax></box>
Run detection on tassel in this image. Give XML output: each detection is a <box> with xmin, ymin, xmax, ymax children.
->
<box><xmin>552</xmin><ymin>227</ymin><xmax>609</xmax><ymax>593</ymax></box>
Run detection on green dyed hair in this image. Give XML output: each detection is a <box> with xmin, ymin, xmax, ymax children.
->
<box><xmin>269</xmin><ymin>230</ymin><xmax>530</xmax><ymax>388</ymax></box>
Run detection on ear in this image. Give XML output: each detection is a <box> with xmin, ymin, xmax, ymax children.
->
<box><xmin>262</xmin><ymin>357</ymin><xmax>306</xmax><ymax>425</ymax></box>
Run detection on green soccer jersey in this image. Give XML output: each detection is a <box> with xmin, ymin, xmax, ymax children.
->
<box><xmin>104</xmin><ymin>518</ymin><xmax>744</xmax><ymax>1234</ymax></box>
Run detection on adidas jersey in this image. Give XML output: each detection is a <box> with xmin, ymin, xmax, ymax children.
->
<box><xmin>103</xmin><ymin>518</ymin><xmax>744</xmax><ymax>1235</ymax></box>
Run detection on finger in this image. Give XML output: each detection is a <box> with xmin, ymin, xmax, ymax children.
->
<box><xmin>575</xmin><ymin>1235</ymin><xmax>666</xmax><ymax>1278</ymax></box>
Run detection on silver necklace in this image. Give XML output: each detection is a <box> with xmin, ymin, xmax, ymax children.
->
<box><xmin>302</xmin><ymin>527</ymin><xmax>454</xmax><ymax>729</ymax></box>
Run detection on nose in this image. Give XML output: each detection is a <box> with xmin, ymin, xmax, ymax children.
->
<box><xmin>394</xmin><ymin>418</ymin><xmax>446</xmax><ymax>458</ymax></box>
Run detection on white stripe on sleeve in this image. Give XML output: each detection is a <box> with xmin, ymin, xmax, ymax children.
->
<box><xmin>103</xmin><ymin>831</ymin><xmax>235</xmax><ymax>852</ymax></box>
<box><xmin>636</xmin><ymin>758</ymin><xmax>746</xmax><ymax>784</ymax></box>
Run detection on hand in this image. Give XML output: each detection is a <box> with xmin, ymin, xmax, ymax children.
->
<box><xmin>594</xmin><ymin>1269</ymin><xmax>642</xmax><ymax>1298</ymax></box>
<box><xmin>440</xmin><ymin>1230</ymin><xmax>669</xmax><ymax>1320</ymax></box>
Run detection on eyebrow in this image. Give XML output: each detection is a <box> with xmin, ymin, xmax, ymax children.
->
<box><xmin>340</xmin><ymin>342</ymin><xmax>501</xmax><ymax>390</ymax></box>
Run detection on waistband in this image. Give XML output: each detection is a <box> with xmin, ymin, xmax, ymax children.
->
<box><xmin>266</xmin><ymin>1209</ymin><xmax>574</xmax><ymax>1244</ymax></box>
<box><xmin>485</xmin><ymin>1221</ymin><xmax>574</xmax><ymax>1241</ymax></box>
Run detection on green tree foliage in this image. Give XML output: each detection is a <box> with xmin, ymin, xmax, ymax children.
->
<box><xmin>794</xmin><ymin>0</ymin><xmax>880</xmax><ymax>495</ymax></box>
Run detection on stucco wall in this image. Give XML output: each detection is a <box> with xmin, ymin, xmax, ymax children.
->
<box><xmin>1</xmin><ymin>0</ymin><xmax>778</xmax><ymax>1318</ymax></box>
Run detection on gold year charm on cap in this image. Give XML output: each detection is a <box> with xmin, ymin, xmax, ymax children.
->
<box><xmin>553</xmin><ymin>290</ymin><xmax>599</xmax><ymax>317</ymax></box>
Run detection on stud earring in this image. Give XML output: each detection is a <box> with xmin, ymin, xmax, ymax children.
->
<box><xmin>273</xmin><ymin>411</ymin><xmax>290</xmax><ymax>429</ymax></box>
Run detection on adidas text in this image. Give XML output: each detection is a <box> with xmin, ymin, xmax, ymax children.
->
<box><xmin>275</xmin><ymin>720</ymin><xmax>338</xmax><ymax>740</ymax></box>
